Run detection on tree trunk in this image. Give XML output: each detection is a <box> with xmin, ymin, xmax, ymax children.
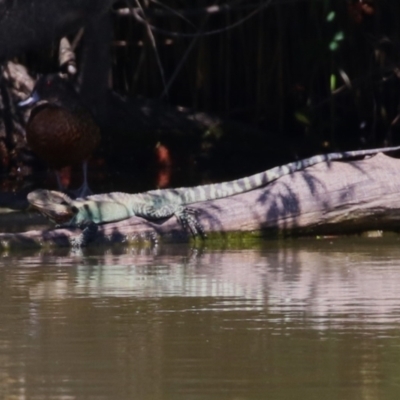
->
<box><xmin>1</xmin><ymin>153</ymin><xmax>400</xmax><ymax>247</ymax></box>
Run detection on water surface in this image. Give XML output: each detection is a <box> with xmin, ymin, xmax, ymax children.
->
<box><xmin>1</xmin><ymin>238</ymin><xmax>400</xmax><ymax>399</ymax></box>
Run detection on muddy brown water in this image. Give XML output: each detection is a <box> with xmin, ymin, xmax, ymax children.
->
<box><xmin>1</xmin><ymin>238</ymin><xmax>400</xmax><ymax>399</ymax></box>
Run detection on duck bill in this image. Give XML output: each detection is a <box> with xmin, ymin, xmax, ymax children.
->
<box><xmin>18</xmin><ymin>91</ymin><xmax>40</xmax><ymax>107</ymax></box>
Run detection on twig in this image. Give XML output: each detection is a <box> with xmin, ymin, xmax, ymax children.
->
<box><xmin>59</xmin><ymin>37</ymin><xmax>77</xmax><ymax>75</ymax></box>
<box><xmin>127</xmin><ymin>0</ymin><xmax>273</xmax><ymax>38</ymax></box>
<box><xmin>134</xmin><ymin>0</ymin><xmax>169</xmax><ymax>98</ymax></box>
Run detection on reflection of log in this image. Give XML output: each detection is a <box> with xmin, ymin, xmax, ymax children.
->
<box><xmin>2</xmin><ymin>153</ymin><xmax>400</xmax><ymax>247</ymax></box>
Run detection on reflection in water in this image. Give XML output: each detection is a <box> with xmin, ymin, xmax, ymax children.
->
<box><xmin>17</xmin><ymin>241</ymin><xmax>400</xmax><ymax>330</ymax></box>
<box><xmin>0</xmin><ymin>239</ymin><xmax>400</xmax><ymax>399</ymax></box>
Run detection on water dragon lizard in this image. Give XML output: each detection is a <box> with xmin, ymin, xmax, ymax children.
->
<box><xmin>27</xmin><ymin>146</ymin><xmax>400</xmax><ymax>246</ymax></box>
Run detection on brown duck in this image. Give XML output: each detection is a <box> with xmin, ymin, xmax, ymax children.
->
<box><xmin>19</xmin><ymin>74</ymin><xmax>100</xmax><ymax>196</ymax></box>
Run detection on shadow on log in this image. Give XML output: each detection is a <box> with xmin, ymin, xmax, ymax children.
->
<box><xmin>1</xmin><ymin>152</ymin><xmax>400</xmax><ymax>248</ymax></box>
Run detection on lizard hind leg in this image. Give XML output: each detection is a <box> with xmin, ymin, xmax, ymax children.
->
<box><xmin>174</xmin><ymin>206</ymin><xmax>206</xmax><ymax>238</ymax></box>
<box><xmin>137</xmin><ymin>204</ymin><xmax>205</xmax><ymax>238</ymax></box>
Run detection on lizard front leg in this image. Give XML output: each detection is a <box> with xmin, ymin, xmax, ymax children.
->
<box><xmin>73</xmin><ymin>221</ymin><xmax>99</xmax><ymax>247</ymax></box>
<box><xmin>56</xmin><ymin>221</ymin><xmax>99</xmax><ymax>247</ymax></box>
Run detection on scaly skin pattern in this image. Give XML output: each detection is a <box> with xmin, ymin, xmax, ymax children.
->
<box><xmin>27</xmin><ymin>146</ymin><xmax>400</xmax><ymax>246</ymax></box>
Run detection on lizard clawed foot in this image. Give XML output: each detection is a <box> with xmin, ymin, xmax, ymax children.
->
<box><xmin>55</xmin><ymin>221</ymin><xmax>98</xmax><ymax>247</ymax></box>
<box><xmin>175</xmin><ymin>207</ymin><xmax>206</xmax><ymax>239</ymax></box>
<box><xmin>70</xmin><ymin>222</ymin><xmax>99</xmax><ymax>247</ymax></box>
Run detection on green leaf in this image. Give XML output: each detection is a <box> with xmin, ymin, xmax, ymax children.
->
<box><xmin>329</xmin><ymin>41</ymin><xmax>339</xmax><ymax>51</ymax></box>
<box><xmin>326</xmin><ymin>11</ymin><xmax>335</xmax><ymax>22</ymax></box>
<box><xmin>333</xmin><ymin>31</ymin><xmax>345</xmax><ymax>41</ymax></box>
<box><xmin>294</xmin><ymin>112</ymin><xmax>310</xmax><ymax>125</ymax></box>
<box><xmin>330</xmin><ymin>74</ymin><xmax>336</xmax><ymax>91</ymax></box>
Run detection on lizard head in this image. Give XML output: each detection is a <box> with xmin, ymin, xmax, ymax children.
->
<box><xmin>27</xmin><ymin>189</ymin><xmax>78</xmax><ymax>224</ymax></box>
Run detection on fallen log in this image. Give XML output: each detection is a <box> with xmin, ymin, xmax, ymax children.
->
<box><xmin>1</xmin><ymin>152</ymin><xmax>400</xmax><ymax>248</ymax></box>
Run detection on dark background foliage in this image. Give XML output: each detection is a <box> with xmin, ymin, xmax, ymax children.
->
<box><xmin>1</xmin><ymin>0</ymin><xmax>400</xmax><ymax>188</ymax></box>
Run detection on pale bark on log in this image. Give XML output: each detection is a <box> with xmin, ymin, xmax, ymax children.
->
<box><xmin>1</xmin><ymin>153</ymin><xmax>400</xmax><ymax>248</ymax></box>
